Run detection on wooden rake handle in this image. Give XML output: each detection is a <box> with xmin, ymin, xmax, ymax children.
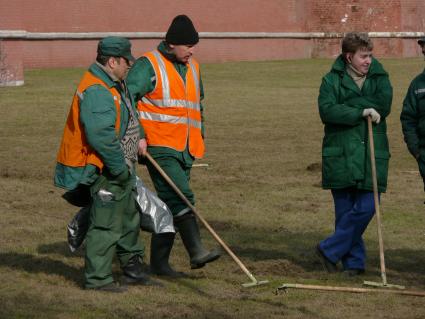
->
<box><xmin>367</xmin><ymin>116</ymin><xmax>387</xmax><ymax>285</ymax></box>
<box><xmin>145</xmin><ymin>153</ymin><xmax>260</xmax><ymax>284</ymax></box>
<box><xmin>277</xmin><ymin>283</ymin><xmax>425</xmax><ymax>297</ymax></box>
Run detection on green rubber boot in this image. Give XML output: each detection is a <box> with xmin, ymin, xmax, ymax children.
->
<box><xmin>150</xmin><ymin>232</ymin><xmax>187</xmax><ymax>278</ymax></box>
<box><xmin>175</xmin><ymin>213</ymin><xmax>221</xmax><ymax>269</ymax></box>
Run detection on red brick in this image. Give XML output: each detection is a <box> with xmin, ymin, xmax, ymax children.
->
<box><xmin>0</xmin><ymin>0</ymin><xmax>424</xmax><ymax>74</ymax></box>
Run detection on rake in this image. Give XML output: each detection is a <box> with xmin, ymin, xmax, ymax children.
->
<box><xmin>276</xmin><ymin>283</ymin><xmax>425</xmax><ymax>297</ymax></box>
<box><xmin>363</xmin><ymin>116</ymin><xmax>404</xmax><ymax>289</ymax></box>
<box><xmin>146</xmin><ymin>153</ymin><xmax>269</xmax><ymax>288</ymax></box>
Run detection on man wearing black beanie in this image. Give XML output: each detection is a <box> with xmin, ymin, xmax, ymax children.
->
<box><xmin>165</xmin><ymin>14</ymin><xmax>199</xmax><ymax>49</ymax></box>
<box><xmin>127</xmin><ymin>15</ymin><xmax>221</xmax><ymax>278</ymax></box>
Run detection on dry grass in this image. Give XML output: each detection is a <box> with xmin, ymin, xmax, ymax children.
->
<box><xmin>0</xmin><ymin>58</ymin><xmax>424</xmax><ymax>318</ymax></box>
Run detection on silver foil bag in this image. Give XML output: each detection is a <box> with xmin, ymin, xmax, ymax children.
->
<box><xmin>67</xmin><ymin>176</ymin><xmax>175</xmax><ymax>252</ymax></box>
<box><xmin>135</xmin><ymin>176</ymin><xmax>175</xmax><ymax>234</ymax></box>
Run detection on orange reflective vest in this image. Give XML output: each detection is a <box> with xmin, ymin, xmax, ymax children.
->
<box><xmin>137</xmin><ymin>50</ymin><xmax>205</xmax><ymax>158</ymax></box>
<box><xmin>56</xmin><ymin>71</ymin><xmax>121</xmax><ymax>170</ymax></box>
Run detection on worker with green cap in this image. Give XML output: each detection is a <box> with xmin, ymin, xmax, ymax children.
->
<box><xmin>401</xmin><ymin>37</ymin><xmax>425</xmax><ymax>200</ymax></box>
<box><xmin>127</xmin><ymin>15</ymin><xmax>221</xmax><ymax>278</ymax></box>
<box><xmin>55</xmin><ymin>36</ymin><xmax>160</xmax><ymax>292</ymax></box>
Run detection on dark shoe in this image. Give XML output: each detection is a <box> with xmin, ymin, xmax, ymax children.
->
<box><xmin>87</xmin><ymin>282</ymin><xmax>127</xmax><ymax>293</ymax></box>
<box><xmin>122</xmin><ymin>255</ymin><xmax>163</xmax><ymax>286</ymax></box>
<box><xmin>342</xmin><ymin>269</ymin><xmax>365</xmax><ymax>277</ymax></box>
<box><xmin>175</xmin><ymin>213</ymin><xmax>221</xmax><ymax>269</ymax></box>
<box><xmin>122</xmin><ymin>273</ymin><xmax>163</xmax><ymax>286</ymax></box>
<box><xmin>315</xmin><ymin>244</ymin><xmax>338</xmax><ymax>273</ymax></box>
<box><xmin>150</xmin><ymin>233</ymin><xmax>188</xmax><ymax>278</ymax></box>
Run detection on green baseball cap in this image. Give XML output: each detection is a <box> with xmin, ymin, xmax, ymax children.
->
<box><xmin>97</xmin><ymin>36</ymin><xmax>135</xmax><ymax>62</ymax></box>
<box><xmin>418</xmin><ymin>37</ymin><xmax>425</xmax><ymax>45</ymax></box>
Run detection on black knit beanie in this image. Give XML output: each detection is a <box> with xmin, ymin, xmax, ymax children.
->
<box><xmin>165</xmin><ymin>15</ymin><xmax>199</xmax><ymax>45</ymax></box>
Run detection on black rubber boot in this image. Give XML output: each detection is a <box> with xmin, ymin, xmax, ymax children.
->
<box><xmin>175</xmin><ymin>213</ymin><xmax>221</xmax><ymax>269</ymax></box>
<box><xmin>122</xmin><ymin>255</ymin><xmax>163</xmax><ymax>286</ymax></box>
<box><xmin>150</xmin><ymin>232</ymin><xmax>187</xmax><ymax>278</ymax></box>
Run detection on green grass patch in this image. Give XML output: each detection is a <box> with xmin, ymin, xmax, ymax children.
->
<box><xmin>1</xmin><ymin>59</ymin><xmax>424</xmax><ymax>318</ymax></box>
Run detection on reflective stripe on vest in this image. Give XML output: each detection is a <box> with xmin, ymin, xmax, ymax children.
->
<box><xmin>140</xmin><ymin>111</ymin><xmax>202</xmax><ymax>129</ymax></box>
<box><xmin>137</xmin><ymin>50</ymin><xmax>205</xmax><ymax>158</ymax></box>
<box><xmin>56</xmin><ymin>71</ymin><xmax>121</xmax><ymax>170</ymax></box>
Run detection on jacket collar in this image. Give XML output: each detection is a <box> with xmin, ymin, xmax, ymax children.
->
<box><xmin>331</xmin><ymin>54</ymin><xmax>387</xmax><ymax>94</ymax></box>
<box><xmin>331</xmin><ymin>54</ymin><xmax>387</xmax><ymax>77</ymax></box>
<box><xmin>88</xmin><ymin>62</ymin><xmax>121</xmax><ymax>88</ymax></box>
<box><xmin>157</xmin><ymin>41</ymin><xmax>187</xmax><ymax>65</ymax></box>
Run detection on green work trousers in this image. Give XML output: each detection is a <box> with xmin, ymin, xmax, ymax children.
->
<box><xmin>84</xmin><ymin>172</ymin><xmax>144</xmax><ymax>288</ymax></box>
<box><xmin>146</xmin><ymin>153</ymin><xmax>195</xmax><ymax>216</ymax></box>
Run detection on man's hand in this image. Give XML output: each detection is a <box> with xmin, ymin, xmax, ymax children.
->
<box><xmin>362</xmin><ymin>108</ymin><xmax>381</xmax><ymax>124</ymax></box>
<box><xmin>138</xmin><ymin>138</ymin><xmax>147</xmax><ymax>157</ymax></box>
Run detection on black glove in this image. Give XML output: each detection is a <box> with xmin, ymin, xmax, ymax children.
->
<box><xmin>138</xmin><ymin>154</ymin><xmax>147</xmax><ymax>165</ymax></box>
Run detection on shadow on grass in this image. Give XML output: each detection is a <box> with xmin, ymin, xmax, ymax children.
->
<box><xmin>23</xmin><ymin>222</ymin><xmax>425</xmax><ymax>289</ymax></box>
<box><xmin>38</xmin><ymin>241</ymin><xmax>84</xmax><ymax>258</ymax></box>
<box><xmin>206</xmin><ymin>219</ymin><xmax>425</xmax><ymax>280</ymax></box>
<box><xmin>368</xmin><ymin>248</ymin><xmax>425</xmax><ymax>278</ymax></box>
<box><xmin>207</xmin><ymin>220</ymin><xmax>324</xmax><ymax>272</ymax></box>
<box><xmin>341</xmin><ymin>248</ymin><xmax>425</xmax><ymax>288</ymax></box>
<box><xmin>0</xmin><ymin>252</ymin><xmax>82</xmax><ymax>284</ymax></box>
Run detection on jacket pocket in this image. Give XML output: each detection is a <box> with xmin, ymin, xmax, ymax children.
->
<box><xmin>90</xmin><ymin>174</ymin><xmax>129</xmax><ymax>202</ymax></box>
<box><xmin>322</xmin><ymin>147</ymin><xmax>345</xmax><ymax>185</ymax></box>
<box><xmin>375</xmin><ymin>149</ymin><xmax>390</xmax><ymax>188</ymax></box>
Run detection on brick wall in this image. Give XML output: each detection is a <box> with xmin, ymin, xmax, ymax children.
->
<box><xmin>0</xmin><ymin>0</ymin><xmax>424</xmax><ymax>84</ymax></box>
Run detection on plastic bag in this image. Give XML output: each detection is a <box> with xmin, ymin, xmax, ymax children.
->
<box><xmin>67</xmin><ymin>206</ymin><xmax>90</xmax><ymax>252</ymax></box>
<box><xmin>66</xmin><ymin>176</ymin><xmax>175</xmax><ymax>252</ymax></box>
<box><xmin>135</xmin><ymin>176</ymin><xmax>175</xmax><ymax>234</ymax></box>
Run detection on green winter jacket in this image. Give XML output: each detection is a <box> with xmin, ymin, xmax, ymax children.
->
<box><xmin>127</xmin><ymin>41</ymin><xmax>205</xmax><ymax>166</ymax></box>
<box><xmin>400</xmin><ymin>69</ymin><xmax>425</xmax><ymax>158</ymax></box>
<box><xmin>54</xmin><ymin>63</ymin><xmax>142</xmax><ymax>190</ymax></box>
<box><xmin>318</xmin><ymin>55</ymin><xmax>393</xmax><ymax>192</ymax></box>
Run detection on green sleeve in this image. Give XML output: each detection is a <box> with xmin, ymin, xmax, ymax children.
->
<box><xmin>80</xmin><ymin>85</ymin><xmax>126</xmax><ymax>176</ymax></box>
<box><xmin>318</xmin><ymin>75</ymin><xmax>364</xmax><ymax>126</ymax></box>
<box><xmin>139</xmin><ymin>119</ymin><xmax>145</xmax><ymax>139</ymax></box>
<box><xmin>127</xmin><ymin>57</ymin><xmax>156</xmax><ymax>103</ymax></box>
<box><xmin>400</xmin><ymin>81</ymin><xmax>420</xmax><ymax>156</ymax></box>
<box><xmin>127</xmin><ymin>57</ymin><xmax>156</xmax><ymax>140</ymax></box>
<box><xmin>344</xmin><ymin>75</ymin><xmax>393</xmax><ymax>118</ymax></box>
<box><xmin>127</xmin><ymin>89</ymin><xmax>145</xmax><ymax>139</ymax></box>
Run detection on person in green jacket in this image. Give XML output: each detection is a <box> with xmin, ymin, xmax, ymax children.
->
<box><xmin>316</xmin><ymin>32</ymin><xmax>392</xmax><ymax>276</ymax></box>
<box><xmin>127</xmin><ymin>15</ymin><xmax>220</xmax><ymax>278</ymax></box>
<box><xmin>400</xmin><ymin>37</ymin><xmax>425</xmax><ymax>197</ymax></box>
<box><xmin>54</xmin><ymin>37</ymin><xmax>159</xmax><ymax>292</ymax></box>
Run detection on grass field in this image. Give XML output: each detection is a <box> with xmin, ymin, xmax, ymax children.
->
<box><xmin>1</xmin><ymin>58</ymin><xmax>425</xmax><ymax>318</ymax></box>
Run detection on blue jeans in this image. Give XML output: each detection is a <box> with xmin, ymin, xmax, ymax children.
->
<box><xmin>318</xmin><ymin>188</ymin><xmax>377</xmax><ymax>270</ymax></box>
